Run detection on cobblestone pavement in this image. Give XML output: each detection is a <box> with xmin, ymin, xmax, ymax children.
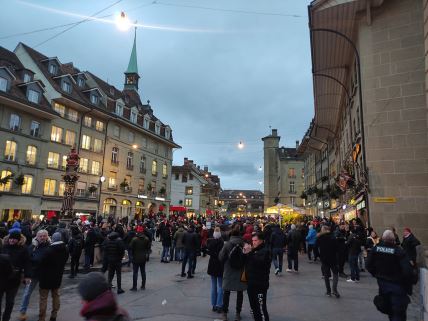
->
<box><xmin>14</xmin><ymin>242</ymin><xmax>420</xmax><ymax>321</ymax></box>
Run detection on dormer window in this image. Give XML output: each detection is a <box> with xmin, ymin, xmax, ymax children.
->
<box><xmin>115</xmin><ymin>103</ymin><xmax>124</xmax><ymax>116</ymax></box>
<box><xmin>165</xmin><ymin>127</ymin><xmax>171</xmax><ymax>139</ymax></box>
<box><xmin>0</xmin><ymin>76</ymin><xmax>7</xmax><ymax>92</ymax></box>
<box><xmin>90</xmin><ymin>94</ymin><xmax>99</xmax><ymax>105</ymax></box>
<box><xmin>143</xmin><ymin>116</ymin><xmax>150</xmax><ymax>129</ymax></box>
<box><xmin>130</xmin><ymin>108</ymin><xmax>138</xmax><ymax>124</ymax></box>
<box><xmin>48</xmin><ymin>64</ymin><xmax>57</xmax><ymax>75</ymax></box>
<box><xmin>110</xmin><ymin>87</ymin><xmax>114</xmax><ymax>96</ymax></box>
<box><xmin>61</xmin><ymin>81</ymin><xmax>72</xmax><ymax>93</ymax></box>
<box><xmin>28</xmin><ymin>89</ymin><xmax>40</xmax><ymax>104</ymax></box>
<box><xmin>155</xmin><ymin>122</ymin><xmax>161</xmax><ymax>135</ymax></box>
<box><xmin>23</xmin><ymin>73</ymin><xmax>31</xmax><ymax>83</ymax></box>
<box><xmin>77</xmin><ymin>77</ymin><xmax>85</xmax><ymax>87</ymax></box>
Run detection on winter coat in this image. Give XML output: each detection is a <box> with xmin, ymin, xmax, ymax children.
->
<box><xmin>200</xmin><ymin>229</ymin><xmax>209</xmax><ymax>247</ymax></box>
<box><xmin>80</xmin><ymin>290</ymin><xmax>130</xmax><ymax>321</ymax></box>
<box><xmin>316</xmin><ymin>231</ymin><xmax>338</xmax><ymax>265</ymax></box>
<box><xmin>218</xmin><ymin>236</ymin><xmax>247</xmax><ymax>291</ymax></box>
<box><xmin>346</xmin><ymin>233</ymin><xmax>363</xmax><ymax>256</ymax></box>
<box><xmin>84</xmin><ymin>228</ymin><xmax>98</xmax><ymax>249</ymax></box>
<box><xmin>244</xmin><ymin>242</ymin><xmax>271</xmax><ymax>290</ymax></box>
<box><xmin>270</xmin><ymin>228</ymin><xmax>286</xmax><ymax>249</ymax></box>
<box><xmin>1</xmin><ymin>234</ymin><xmax>30</xmax><ymax>289</ymax></box>
<box><xmin>206</xmin><ymin>237</ymin><xmax>224</xmax><ymax>277</ymax></box>
<box><xmin>182</xmin><ymin>230</ymin><xmax>199</xmax><ymax>252</ymax></box>
<box><xmin>173</xmin><ymin>228</ymin><xmax>185</xmax><ymax>248</ymax></box>
<box><xmin>56</xmin><ymin>226</ymin><xmax>70</xmax><ymax>244</ymax></box>
<box><xmin>161</xmin><ymin>228</ymin><xmax>172</xmax><ymax>247</ymax></box>
<box><xmin>39</xmin><ymin>241</ymin><xmax>69</xmax><ymax>289</ymax></box>
<box><xmin>68</xmin><ymin>234</ymin><xmax>84</xmax><ymax>258</ymax></box>
<box><xmin>286</xmin><ymin>229</ymin><xmax>301</xmax><ymax>254</ymax></box>
<box><xmin>28</xmin><ymin>239</ymin><xmax>51</xmax><ymax>279</ymax></box>
<box><xmin>123</xmin><ymin>231</ymin><xmax>136</xmax><ymax>247</ymax></box>
<box><xmin>401</xmin><ymin>234</ymin><xmax>421</xmax><ymax>264</ymax></box>
<box><xmin>129</xmin><ymin>234</ymin><xmax>150</xmax><ymax>264</ymax></box>
<box><xmin>306</xmin><ymin>228</ymin><xmax>317</xmax><ymax>245</ymax></box>
<box><xmin>103</xmin><ymin>233</ymin><xmax>125</xmax><ymax>263</ymax></box>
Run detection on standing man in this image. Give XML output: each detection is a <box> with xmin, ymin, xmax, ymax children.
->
<box><xmin>317</xmin><ymin>225</ymin><xmax>340</xmax><ymax>297</ymax></box>
<box><xmin>334</xmin><ymin>224</ymin><xmax>348</xmax><ymax>278</ymax></box>
<box><xmin>270</xmin><ymin>225</ymin><xmax>285</xmax><ymax>275</ymax></box>
<box><xmin>306</xmin><ymin>225</ymin><xmax>318</xmax><ymax>262</ymax></box>
<box><xmin>243</xmin><ymin>232</ymin><xmax>271</xmax><ymax>321</ymax></box>
<box><xmin>401</xmin><ymin>228</ymin><xmax>420</xmax><ymax>267</ymax></box>
<box><xmin>286</xmin><ymin>224</ymin><xmax>301</xmax><ymax>273</ymax></box>
<box><xmin>68</xmin><ymin>226</ymin><xmax>84</xmax><ymax>278</ymax></box>
<box><xmin>38</xmin><ymin>232</ymin><xmax>69</xmax><ymax>321</ymax></box>
<box><xmin>181</xmin><ymin>225</ymin><xmax>198</xmax><ymax>279</ymax></box>
<box><xmin>129</xmin><ymin>226</ymin><xmax>150</xmax><ymax>291</ymax></box>
<box><xmin>346</xmin><ymin>230</ymin><xmax>362</xmax><ymax>283</ymax></box>
<box><xmin>104</xmin><ymin>232</ymin><xmax>126</xmax><ymax>294</ymax></box>
<box><xmin>367</xmin><ymin>230</ymin><xmax>415</xmax><ymax>321</ymax></box>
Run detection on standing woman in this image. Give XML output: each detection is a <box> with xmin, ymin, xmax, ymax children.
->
<box><xmin>206</xmin><ymin>227</ymin><xmax>224</xmax><ymax>313</ymax></box>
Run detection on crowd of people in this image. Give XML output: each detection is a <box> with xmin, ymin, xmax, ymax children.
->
<box><xmin>0</xmin><ymin>213</ymin><xmax>422</xmax><ymax>321</ymax></box>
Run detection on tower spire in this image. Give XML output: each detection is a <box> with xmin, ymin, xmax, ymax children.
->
<box><xmin>124</xmin><ymin>25</ymin><xmax>140</xmax><ymax>92</ymax></box>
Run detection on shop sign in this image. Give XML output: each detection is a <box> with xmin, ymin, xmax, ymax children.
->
<box><xmin>374</xmin><ymin>197</ymin><xmax>396</xmax><ymax>203</ymax></box>
<box><xmin>357</xmin><ymin>200</ymin><xmax>366</xmax><ymax>210</ymax></box>
<box><xmin>138</xmin><ymin>195</ymin><xmax>148</xmax><ymax>199</ymax></box>
<box><xmin>324</xmin><ymin>200</ymin><xmax>330</xmax><ymax>208</ymax></box>
<box><xmin>155</xmin><ymin>197</ymin><xmax>165</xmax><ymax>201</ymax></box>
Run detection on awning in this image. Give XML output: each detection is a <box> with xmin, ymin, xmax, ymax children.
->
<box><xmin>170</xmin><ymin>206</ymin><xmax>187</xmax><ymax>212</ymax></box>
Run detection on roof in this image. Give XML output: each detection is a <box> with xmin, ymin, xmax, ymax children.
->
<box><xmin>125</xmin><ymin>28</ymin><xmax>138</xmax><ymax>74</ymax></box>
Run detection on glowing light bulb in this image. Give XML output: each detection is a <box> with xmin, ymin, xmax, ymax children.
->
<box><xmin>116</xmin><ymin>11</ymin><xmax>131</xmax><ymax>31</ymax></box>
<box><xmin>238</xmin><ymin>141</ymin><xmax>244</xmax><ymax>149</ymax></box>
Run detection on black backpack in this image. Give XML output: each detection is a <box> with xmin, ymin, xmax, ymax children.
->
<box><xmin>228</xmin><ymin>243</ymin><xmax>244</xmax><ymax>269</ymax></box>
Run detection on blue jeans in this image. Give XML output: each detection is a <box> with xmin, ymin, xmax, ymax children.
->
<box><xmin>349</xmin><ymin>255</ymin><xmax>360</xmax><ymax>281</ymax></box>
<box><xmin>161</xmin><ymin>246</ymin><xmax>170</xmax><ymax>261</ymax></box>
<box><xmin>272</xmin><ymin>248</ymin><xmax>283</xmax><ymax>272</ymax></box>
<box><xmin>20</xmin><ymin>278</ymin><xmax>38</xmax><ymax>313</ymax></box>
<box><xmin>211</xmin><ymin>276</ymin><xmax>223</xmax><ymax>308</ymax></box>
<box><xmin>84</xmin><ymin>246</ymin><xmax>94</xmax><ymax>269</ymax></box>
<box><xmin>175</xmin><ymin>247</ymin><xmax>184</xmax><ymax>261</ymax></box>
<box><xmin>181</xmin><ymin>250</ymin><xmax>195</xmax><ymax>275</ymax></box>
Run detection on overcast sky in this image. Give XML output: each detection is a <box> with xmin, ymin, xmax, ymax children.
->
<box><xmin>1</xmin><ymin>0</ymin><xmax>314</xmax><ymax>191</ymax></box>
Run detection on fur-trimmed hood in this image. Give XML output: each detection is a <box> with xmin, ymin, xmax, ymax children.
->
<box><xmin>2</xmin><ymin>234</ymin><xmax>27</xmax><ymax>247</ymax></box>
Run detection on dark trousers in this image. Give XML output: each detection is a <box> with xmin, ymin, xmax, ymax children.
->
<box><xmin>349</xmin><ymin>255</ymin><xmax>360</xmax><ymax>281</ymax></box>
<box><xmin>378</xmin><ymin>279</ymin><xmax>409</xmax><ymax>321</ymax></box>
<box><xmin>247</xmin><ymin>287</ymin><xmax>269</xmax><ymax>321</ymax></box>
<box><xmin>181</xmin><ymin>250</ymin><xmax>195</xmax><ymax>276</ymax></box>
<box><xmin>271</xmin><ymin>248</ymin><xmax>283</xmax><ymax>272</ymax></box>
<box><xmin>307</xmin><ymin>244</ymin><xmax>319</xmax><ymax>261</ymax></box>
<box><xmin>321</xmin><ymin>263</ymin><xmax>339</xmax><ymax>294</ymax></box>
<box><xmin>84</xmin><ymin>246</ymin><xmax>94</xmax><ymax>269</ymax></box>
<box><xmin>223</xmin><ymin>290</ymin><xmax>243</xmax><ymax>313</ymax></box>
<box><xmin>0</xmin><ymin>286</ymin><xmax>19</xmax><ymax>321</ymax></box>
<box><xmin>337</xmin><ymin>250</ymin><xmax>346</xmax><ymax>274</ymax></box>
<box><xmin>132</xmin><ymin>262</ymin><xmax>146</xmax><ymax>288</ymax></box>
<box><xmin>287</xmin><ymin>251</ymin><xmax>299</xmax><ymax>271</ymax></box>
<box><xmin>108</xmin><ymin>261</ymin><xmax>122</xmax><ymax>289</ymax></box>
<box><xmin>70</xmin><ymin>254</ymin><xmax>80</xmax><ymax>276</ymax></box>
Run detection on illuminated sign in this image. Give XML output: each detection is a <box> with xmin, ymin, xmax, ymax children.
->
<box><xmin>373</xmin><ymin>197</ymin><xmax>396</xmax><ymax>203</ymax></box>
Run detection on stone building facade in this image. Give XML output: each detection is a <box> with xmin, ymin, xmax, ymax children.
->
<box><xmin>299</xmin><ymin>0</ymin><xmax>428</xmax><ymax>243</ymax></box>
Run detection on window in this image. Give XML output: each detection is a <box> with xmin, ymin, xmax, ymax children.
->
<box><xmin>23</xmin><ymin>73</ymin><xmax>31</xmax><ymax>83</ymax></box>
<box><xmin>185</xmin><ymin>187</ymin><xmax>193</xmax><ymax>195</ymax></box>
<box><xmin>128</xmin><ymin>131</ymin><xmax>135</xmax><ymax>143</ymax></box>
<box><xmin>189</xmin><ymin>173</ymin><xmax>193</xmax><ymax>180</ymax></box>
<box><xmin>65</xmin><ymin>130</ymin><xmax>76</xmax><ymax>146</ymax></box>
<box><xmin>58</xmin><ymin>182</ymin><xmax>65</xmax><ymax>196</ymax></box>
<box><xmin>76</xmin><ymin>182</ymin><xmax>87</xmax><ymax>197</ymax></box>
<box><xmin>155</xmin><ymin>122</ymin><xmax>160</xmax><ymax>135</ymax></box>
<box><xmin>4</xmin><ymin>140</ymin><xmax>17</xmax><ymax>161</ymax></box>
<box><xmin>48</xmin><ymin>64</ymin><xmax>57</xmax><ymax>75</ymax></box>
<box><xmin>127</xmin><ymin>152</ymin><xmax>133</xmax><ymax>169</ymax></box>
<box><xmin>289</xmin><ymin>181</ymin><xmax>295</xmax><ymax>193</ymax></box>
<box><xmin>22</xmin><ymin>175</ymin><xmax>33</xmax><ymax>194</ymax></box>
<box><xmin>81</xmin><ymin>135</ymin><xmax>91</xmax><ymax>150</ymax></box>
<box><xmin>9</xmin><ymin>114</ymin><xmax>20</xmax><ymax>131</ymax></box>
<box><xmin>108</xmin><ymin>172</ymin><xmax>117</xmax><ymax>189</ymax></box>
<box><xmin>185</xmin><ymin>198</ymin><xmax>193</xmax><ymax>207</ymax></box>
<box><xmin>113</xmin><ymin>125</ymin><xmax>120</xmax><ymax>137</ymax></box>
<box><xmin>77</xmin><ymin>77</ymin><xmax>85</xmax><ymax>87</ymax></box>
<box><xmin>115</xmin><ymin>103</ymin><xmax>123</xmax><ymax>116</ymax></box>
<box><xmin>0</xmin><ymin>76</ymin><xmax>7</xmax><ymax>92</ymax></box>
<box><xmin>68</xmin><ymin>109</ymin><xmax>78</xmax><ymax>122</ymax></box>
<box><xmin>138</xmin><ymin>178</ymin><xmax>145</xmax><ymax>193</ymax></box>
<box><xmin>93</xmin><ymin>138</ymin><xmax>103</xmax><ymax>153</ymax></box>
<box><xmin>143</xmin><ymin>116</ymin><xmax>149</xmax><ymax>129</ymax></box>
<box><xmin>130</xmin><ymin>109</ymin><xmax>137</xmax><ymax>123</ymax></box>
<box><xmin>28</xmin><ymin>89</ymin><xmax>40</xmax><ymax>103</ymax></box>
<box><xmin>111</xmin><ymin>147</ymin><xmax>119</xmax><ymax>164</ymax></box>
<box><xmin>165</xmin><ymin>127</ymin><xmax>170</xmax><ymax>139</ymax></box>
<box><xmin>140</xmin><ymin>156</ymin><xmax>146</xmax><ymax>173</ymax></box>
<box><xmin>95</xmin><ymin>120</ymin><xmax>104</xmax><ymax>132</ymax></box>
<box><xmin>30</xmin><ymin>121</ymin><xmax>40</xmax><ymax>137</ymax></box>
<box><xmin>61</xmin><ymin>81</ymin><xmax>72</xmax><ymax>93</ymax></box>
<box><xmin>62</xmin><ymin>155</ymin><xmax>67</xmax><ymax>170</ymax></box>
<box><xmin>43</xmin><ymin>179</ymin><xmax>56</xmax><ymax>195</ymax></box>
<box><xmin>162</xmin><ymin>164</ymin><xmax>167</xmax><ymax>178</ymax></box>
<box><xmin>182</xmin><ymin>174</ymin><xmax>187</xmax><ymax>183</ymax></box>
<box><xmin>152</xmin><ymin>160</ymin><xmax>157</xmax><ymax>175</ymax></box>
<box><xmin>0</xmin><ymin>170</ymin><xmax>12</xmax><ymax>191</ymax></box>
<box><xmin>54</xmin><ymin>103</ymin><xmax>65</xmax><ymax>117</ymax></box>
<box><xmin>91</xmin><ymin>160</ymin><xmax>100</xmax><ymax>175</ymax></box>
<box><xmin>175</xmin><ymin>173</ymin><xmax>179</xmax><ymax>180</ymax></box>
<box><xmin>90</xmin><ymin>94</ymin><xmax>98</xmax><ymax>105</ymax></box>
<box><xmin>26</xmin><ymin>145</ymin><xmax>37</xmax><ymax>165</ymax></box>
<box><xmin>51</xmin><ymin>126</ymin><xmax>63</xmax><ymax>142</ymax></box>
<box><xmin>84</xmin><ymin>116</ymin><xmax>92</xmax><ymax>127</ymax></box>
<box><xmin>80</xmin><ymin>158</ymin><xmax>89</xmax><ymax>173</ymax></box>
<box><xmin>47</xmin><ymin>152</ymin><xmax>60</xmax><ymax>168</ymax></box>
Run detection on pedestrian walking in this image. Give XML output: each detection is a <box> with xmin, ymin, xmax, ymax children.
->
<box><xmin>206</xmin><ymin>227</ymin><xmax>224</xmax><ymax>313</ymax></box>
<box><xmin>334</xmin><ymin>224</ymin><xmax>348</xmax><ymax>278</ymax></box>
<box><xmin>104</xmin><ymin>232</ymin><xmax>126</xmax><ymax>294</ymax></box>
<box><xmin>270</xmin><ymin>225</ymin><xmax>285</xmax><ymax>275</ymax></box>
<box><xmin>161</xmin><ymin>224</ymin><xmax>172</xmax><ymax>263</ymax></box>
<box><xmin>173</xmin><ymin>225</ymin><xmax>185</xmax><ymax>262</ymax></box>
<box><xmin>129</xmin><ymin>226</ymin><xmax>150</xmax><ymax>291</ymax></box>
<box><xmin>218</xmin><ymin>227</ymin><xmax>247</xmax><ymax>321</ymax></box>
<box><xmin>38</xmin><ymin>232</ymin><xmax>69</xmax><ymax>321</ymax></box>
<box><xmin>243</xmin><ymin>231</ymin><xmax>271</xmax><ymax>321</ymax></box>
<box><xmin>286</xmin><ymin>224</ymin><xmax>301</xmax><ymax>273</ymax></box>
<box><xmin>401</xmin><ymin>227</ymin><xmax>420</xmax><ymax>267</ymax></box>
<box><xmin>317</xmin><ymin>225</ymin><xmax>340</xmax><ymax>298</ymax></box>
<box><xmin>181</xmin><ymin>225</ymin><xmax>198</xmax><ymax>279</ymax></box>
<box><xmin>78</xmin><ymin>272</ymin><xmax>130</xmax><ymax>321</ymax></box>
<box><xmin>306</xmin><ymin>225</ymin><xmax>318</xmax><ymax>261</ymax></box>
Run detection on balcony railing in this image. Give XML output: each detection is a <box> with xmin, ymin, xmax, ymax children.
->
<box><xmin>121</xmin><ymin>186</ymin><xmax>132</xmax><ymax>193</ymax></box>
<box><xmin>140</xmin><ymin>167</ymin><xmax>147</xmax><ymax>174</ymax></box>
<box><xmin>111</xmin><ymin>160</ymin><xmax>119</xmax><ymax>166</ymax></box>
<box><xmin>47</xmin><ymin>163</ymin><xmax>59</xmax><ymax>169</ymax></box>
<box><xmin>126</xmin><ymin>164</ymin><xmax>134</xmax><ymax>171</ymax></box>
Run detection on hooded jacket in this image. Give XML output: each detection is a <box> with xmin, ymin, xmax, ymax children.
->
<box><xmin>244</xmin><ymin>242</ymin><xmax>271</xmax><ymax>290</ymax></box>
<box><xmin>1</xmin><ymin>234</ymin><xmax>30</xmax><ymax>289</ymax></box>
<box><xmin>103</xmin><ymin>232</ymin><xmax>125</xmax><ymax>263</ymax></box>
<box><xmin>129</xmin><ymin>233</ymin><xmax>150</xmax><ymax>264</ymax></box>
<box><xmin>306</xmin><ymin>228</ymin><xmax>317</xmax><ymax>245</ymax></box>
<box><xmin>316</xmin><ymin>231</ymin><xmax>338</xmax><ymax>265</ymax></box>
<box><xmin>39</xmin><ymin>240</ymin><xmax>69</xmax><ymax>289</ymax></box>
<box><xmin>173</xmin><ymin>228</ymin><xmax>185</xmax><ymax>248</ymax></box>
<box><xmin>80</xmin><ymin>290</ymin><xmax>130</xmax><ymax>321</ymax></box>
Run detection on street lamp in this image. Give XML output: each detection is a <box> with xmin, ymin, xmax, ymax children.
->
<box><xmin>98</xmin><ymin>176</ymin><xmax>106</xmax><ymax>221</ymax></box>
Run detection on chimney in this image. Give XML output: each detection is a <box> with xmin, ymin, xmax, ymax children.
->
<box><xmin>204</xmin><ymin>166</ymin><xmax>208</xmax><ymax>172</ymax></box>
<box><xmin>184</xmin><ymin>157</ymin><xmax>188</xmax><ymax>165</ymax></box>
<box><xmin>296</xmin><ymin>140</ymin><xmax>299</xmax><ymax>149</ymax></box>
<box><xmin>272</xmin><ymin>129</ymin><xmax>277</xmax><ymax>136</ymax></box>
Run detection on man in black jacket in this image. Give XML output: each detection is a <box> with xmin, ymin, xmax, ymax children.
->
<box><xmin>181</xmin><ymin>226</ymin><xmax>199</xmax><ymax>279</ymax></box>
<box><xmin>401</xmin><ymin>227</ymin><xmax>420</xmax><ymax>267</ymax></box>
<box><xmin>317</xmin><ymin>225</ymin><xmax>340</xmax><ymax>297</ymax></box>
<box><xmin>270</xmin><ymin>225</ymin><xmax>285</xmax><ymax>275</ymax></box>
<box><xmin>243</xmin><ymin>232</ymin><xmax>271</xmax><ymax>321</ymax></box>
<box><xmin>104</xmin><ymin>232</ymin><xmax>126</xmax><ymax>294</ymax></box>
<box><xmin>68</xmin><ymin>226</ymin><xmax>84</xmax><ymax>278</ymax></box>
<box><xmin>286</xmin><ymin>224</ymin><xmax>301</xmax><ymax>273</ymax></box>
<box><xmin>367</xmin><ymin>230</ymin><xmax>415</xmax><ymax>321</ymax></box>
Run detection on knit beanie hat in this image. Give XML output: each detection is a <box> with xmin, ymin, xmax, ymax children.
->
<box><xmin>52</xmin><ymin>232</ymin><xmax>62</xmax><ymax>242</ymax></box>
<box><xmin>9</xmin><ymin>222</ymin><xmax>21</xmax><ymax>234</ymax></box>
<box><xmin>78</xmin><ymin>272</ymin><xmax>110</xmax><ymax>301</ymax></box>
<box><xmin>9</xmin><ymin>230</ymin><xmax>21</xmax><ymax>240</ymax></box>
